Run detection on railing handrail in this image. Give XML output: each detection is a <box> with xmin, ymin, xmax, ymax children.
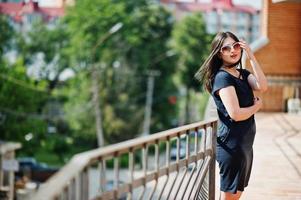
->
<box><xmin>33</xmin><ymin>118</ymin><xmax>217</xmax><ymax>200</ymax></box>
<box><xmin>0</xmin><ymin>141</ymin><xmax>21</xmax><ymax>155</ymax></box>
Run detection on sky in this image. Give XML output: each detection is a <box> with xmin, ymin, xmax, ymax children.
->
<box><xmin>38</xmin><ymin>0</ymin><xmax>263</xmax><ymax>10</ymax></box>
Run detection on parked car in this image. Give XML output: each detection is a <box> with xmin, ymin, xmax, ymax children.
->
<box><xmin>103</xmin><ymin>180</ymin><xmax>126</xmax><ymax>200</ymax></box>
<box><xmin>15</xmin><ymin>157</ymin><xmax>59</xmax><ymax>183</ymax></box>
<box><xmin>170</xmin><ymin>142</ymin><xmax>186</xmax><ymax>160</ymax></box>
<box><xmin>170</xmin><ymin>138</ymin><xmax>196</xmax><ymax>161</ymax></box>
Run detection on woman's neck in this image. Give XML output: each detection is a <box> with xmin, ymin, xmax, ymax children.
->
<box><xmin>221</xmin><ymin>65</ymin><xmax>242</xmax><ymax>79</ymax></box>
<box><xmin>221</xmin><ymin>65</ymin><xmax>237</xmax><ymax>72</ymax></box>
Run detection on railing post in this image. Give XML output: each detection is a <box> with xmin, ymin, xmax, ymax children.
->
<box><xmin>0</xmin><ymin>154</ymin><xmax>3</xmax><ymax>188</ymax></box>
<box><xmin>8</xmin><ymin>150</ymin><xmax>15</xmax><ymax>200</ymax></box>
<box><xmin>208</xmin><ymin>122</ymin><xmax>217</xmax><ymax>200</ymax></box>
<box><xmin>128</xmin><ymin>149</ymin><xmax>134</xmax><ymax>200</ymax></box>
<box><xmin>0</xmin><ymin>142</ymin><xmax>21</xmax><ymax>200</ymax></box>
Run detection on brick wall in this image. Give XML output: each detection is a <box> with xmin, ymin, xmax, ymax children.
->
<box><xmin>248</xmin><ymin>0</ymin><xmax>301</xmax><ymax>111</ymax></box>
<box><xmin>255</xmin><ymin>0</ymin><xmax>301</xmax><ymax>75</ymax></box>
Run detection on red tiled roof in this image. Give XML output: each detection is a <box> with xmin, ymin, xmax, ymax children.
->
<box><xmin>0</xmin><ymin>2</ymin><xmax>23</xmax><ymax>15</ymax></box>
<box><xmin>39</xmin><ymin>8</ymin><xmax>64</xmax><ymax>17</ymax></box>
<box><xmin>0</xmin><ymin>1</ymin><xmax>64</xmax><ymax>23</ymax></box>
<box><xmin>161</xmin><ymin>0</ymin><xmax>258</xmax><ymax>14</ymax></box>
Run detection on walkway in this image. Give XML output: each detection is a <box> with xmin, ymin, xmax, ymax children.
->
<box><xmin>214</xmin><ymin>113</ymin><xmax>301</xmax><ymax>200</ymax></box>
<box><xmin>241</xmin><ymin>113</ymin><xmax>301</xmax><ymax>200</ymax></box>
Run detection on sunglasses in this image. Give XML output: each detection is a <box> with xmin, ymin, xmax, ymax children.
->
<box><xmin>220</xmin><ymin>42</ymin><xmax>241</xmax><ymax>55</ymax></box>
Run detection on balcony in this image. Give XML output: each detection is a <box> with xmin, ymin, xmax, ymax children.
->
<box><xmin>30</xmin><ymin>111</ymin><xmax>301</xmax><ymax>200</ymax></box>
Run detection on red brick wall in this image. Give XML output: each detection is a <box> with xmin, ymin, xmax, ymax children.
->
<box><xmin>254</xmin><ymin>0</ymin><xmax>301</xmax><ymax>75</ymax></box>
<box><xmin>248</xmin><ymin>0</ymin><xmax>301</xmax><ymax>111</ymax></box>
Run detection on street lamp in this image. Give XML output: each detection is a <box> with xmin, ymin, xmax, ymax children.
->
<box><xmin>91</xmin><ymin>22</ymin><xmax>123</xmax><ymax>147</ymax></box>
<box><xmin>92</xmin><ymin>22</ymin><xmax>123</xmax><ymax>61</ymax></box>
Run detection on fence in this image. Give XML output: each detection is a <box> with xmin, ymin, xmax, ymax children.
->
<box><xmin>33</xmin><ymin>119</ymin><xmax>217</xmax><ymax>200</ymax></box>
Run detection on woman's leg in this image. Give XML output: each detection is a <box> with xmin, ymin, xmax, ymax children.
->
<box><xmin>220</xmin><ymin>191</ymin><xmax>242</xmax><ymax>200</ymax></box>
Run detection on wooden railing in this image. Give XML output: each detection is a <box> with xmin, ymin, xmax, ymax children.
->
<box><xmin>0</xmin><ymin>141</ymin><xmax>21</xmax><ymax>200</ymax></box>
<box><xmin>33</xmin><ymin>119</ymin><xmax>217</xmax><ymax>200</ymax></box>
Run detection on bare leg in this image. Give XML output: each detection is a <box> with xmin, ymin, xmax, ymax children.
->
<box><xmin>220</xmin><ymin>191</ymin><xmax>243</xmax><ymax>200</ymax></box>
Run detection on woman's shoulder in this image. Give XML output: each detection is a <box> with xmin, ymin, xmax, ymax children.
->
<box><xmin>211</xmin><ymin>69</ymin><xmax>235</xmax><ymax>94</ymax></box>
<box><xmin>214</xmin><ymin>69</ymin><xmax>233</xmax><ymax>80</ymax></box>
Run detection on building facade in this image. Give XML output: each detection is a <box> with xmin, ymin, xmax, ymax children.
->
<box><xmin>0</xmin><ymin>0</ymin><xmax>64</xmax><ymax>32</ymax></box>
<box><xmin>160</xmin><ymin>0</ymin><xmax>261</xmax><ymax>43</ymax></box>
<box><xmin>247</xmin><ymin>0</ymin><xmax>301</xmax><ymax>112</ymax></box>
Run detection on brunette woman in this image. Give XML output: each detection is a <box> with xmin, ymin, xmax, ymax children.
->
<box><xmin>195</xmin><ymin>32</ymin><xmax>267</xmax><ymax>200</ymax></box>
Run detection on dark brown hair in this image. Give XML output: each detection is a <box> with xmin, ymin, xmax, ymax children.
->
<box><xmin>194</xmin><ymin>31</ymin><xmax>242</xmax><ymax>93</ymax></box>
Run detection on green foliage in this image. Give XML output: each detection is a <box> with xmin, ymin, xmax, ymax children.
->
<box><xmin>65</xmin><ymin>0</ymin><xmax>126</xmax><ymax>65</ymax></box>
<box><xmin>64</xmin><ymin>0</ymin><xmax>179</xmax><ymax>144</ymax></box>
<box><xmin>0</xmin><ymin>58</ymin><xmax>48</xmax><ymax>152</ymax></box>
<box><xmin>171</xmin><ymin>13</ymin><xmax>212</xmax><ymax>123</ymax></box>
<box><xmin>0</xmin><ymin>14</ymin><xmax>13</xmax><ymax>55</ymax></box>
<box><xmin>198</xmin><ymin>92</ymin><xmax>209</xmax><ymax>120</ymax></box>
<box><xmin>19</xmin><ymin>20</ymin><xmax>71</xmax><ymax>91</ymax></box>
<box><xmin>171</xmin><ymin>13</ymin><xmax>211</xmax><ymax>90</ymax></box>
<box><xmin>63</xmin><ymin>71</ymin><xmax>96</xmax><ymax>139</ymax></box>
<box><xmin>1</xmin><ymin>1</ymin><xmax>213</xmax><ymax>166</ymax></box>
<box><xmin>0</xmin><ymin>15</ymin><xmax>49</xmax><ymax>158</ymax></box>
<box><xmin>122</xmin><ymin>4</ymin><xmax>178</xmax><ymax>134</ymax></box>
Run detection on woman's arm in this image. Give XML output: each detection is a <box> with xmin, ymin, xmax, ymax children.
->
<box><xmin>218</xmin><ymin>86</ymin><xmax>262</xmax><ymax>121</ymax></box>
<box><xmin>239</xmin><ymin>41</ymin><xmax>268</xmax><ymax>93</ymax></box>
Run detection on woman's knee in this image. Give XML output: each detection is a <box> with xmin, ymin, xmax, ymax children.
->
<box><xmin>220</xmin><ymin>191</ymin><xmax>242</xmax><ymax>200</ymax></box>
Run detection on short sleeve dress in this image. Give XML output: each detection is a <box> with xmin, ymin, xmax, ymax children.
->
<box><xmin>211</xmin><ymin>68</ymin><xmax>256</xmax><ymax>194</ymax></box>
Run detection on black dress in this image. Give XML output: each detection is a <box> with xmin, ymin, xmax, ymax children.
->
<box><xmin>211</xmin><ymin>68</ymin><xmax>256</xmax><ymax>194</ymax></box>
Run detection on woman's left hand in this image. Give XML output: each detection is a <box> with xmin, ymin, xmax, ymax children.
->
<box><xmin>239</xmin><ymin>40</ymin><xmax>253</xmax><ymax>59</ymax></box>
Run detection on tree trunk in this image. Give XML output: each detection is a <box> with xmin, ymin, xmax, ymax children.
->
<box><xmin>92</xmin><ymin>67</ymin><xmax>104</xmax><ymax>147</ymax></box>
<box><xmin>185</xmin><ymin>87</ymin><xmax>191</xmax><ymax>124</ymax></box>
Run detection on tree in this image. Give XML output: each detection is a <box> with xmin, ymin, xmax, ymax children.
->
<box><xmin>0</xmin><ymin>15</ymin><xmax>72</xmax><ymax>159</ymax></box>
<box><xmin>63</xmin><ymin>0</ymin><xmax>128</xmax><ymax>146</ymax></box>
<box><xmin>0</xmin><ymin>15</ymin><xmax>13</xmax><ymax>56</ymax></box>
<box><xmin>124</xmin><ymin>4</ymin><xmax>178</xmax><ymax>134</ymax></box>
<box><xmin>63</xmin><ymin>0</ymin><xmax>178</xmax><ymax>144</ymax></box>
<box><xmin>0</xmin><ymin>57</ymin><xmax>48</xmax><ymax>155</ymax></box>
<box><xmin>18</xmin><ymin>20</ymin><xmax>70</xmax><ymax>92</ymax></box>
<box><xmin>0</xmin><ymin>15</ymin><xmax>47</xmax><ymax>150</ymax></box>
<box><xmin>14</xmin><ymin>20</ymin><xmax>74</xmax><ymax>146</ymax></box>
<box><xmin>171</xmin><ymin>13</ymin><xmax>212</xmax><ymax>123</ymax></box>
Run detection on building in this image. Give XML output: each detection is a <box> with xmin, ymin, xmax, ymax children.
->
<box><xmin>246</xmin><ymin>0</ymin><xmax>301</xmax><ymax>112</ymax></box>
<box><xmin>0</xmin><ymin>0</ymin><xmax>65</xmax><ymax>31</ymax></box>
<box><xmin>160</xmin><ymin>0</ymin><xmax>261</xmax><ymax>43</ymax></box>
<box><xmin>34</xmin><ymin>0</ymin><xmax>74</xmax><ymax>8</ymax></box>
<box><xmin>0</xmin><ymin>0</ymin><xmax>74</xmax><ymax>7</ymax></box>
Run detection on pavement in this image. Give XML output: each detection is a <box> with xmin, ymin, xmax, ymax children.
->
<box><xmin>240</xmin><ymin>113</ymin><xmax>301</xmax><ymax>200</ymax></box>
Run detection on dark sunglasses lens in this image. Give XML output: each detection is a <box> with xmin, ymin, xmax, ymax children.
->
<box><xmin>221</xmin><ymin>46</ymin><xmax>231</xmax><ymax>54</ymax></box>
<box><xmin>233</xmin><ymin>43</ymin><xmax>241</xmax><ymax>50</ymax></box>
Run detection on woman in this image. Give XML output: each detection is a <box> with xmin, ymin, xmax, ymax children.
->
<box><xmin>195</xmin><ymin>32</ymin><xmax>268</xmax><ymax>200</ymax></box>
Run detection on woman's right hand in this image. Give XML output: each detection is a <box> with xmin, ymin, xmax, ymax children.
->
<box><xmin>254</xmin><ymin>96</ymin><xmax>263</xmax><ymax>110</ymax></box>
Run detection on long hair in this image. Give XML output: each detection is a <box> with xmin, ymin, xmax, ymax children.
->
<box><xmin>194</xmin><ymin>31</ymin><xmax>243</xmax><ymax>93</ymax></box>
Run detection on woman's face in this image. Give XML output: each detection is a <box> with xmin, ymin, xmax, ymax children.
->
<box><xmin>219</xmin><ymin>37</ymin><xmax>241</xmax><ymax>66</ymax></box>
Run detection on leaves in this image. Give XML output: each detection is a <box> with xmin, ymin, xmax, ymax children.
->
<box><xmin>0</xmin><ymin>15</ymin><xmax>13</xmax><ymax>55</ymax></box>
<box><xmin>1</xmin><ymin>1</ymin><xmax>210</xmax><ymax>161</ymax></box>
<box><xmin>172</xmin><ymin>13</ymin><xmax>212</xmax><ymax>90</ymax></box>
